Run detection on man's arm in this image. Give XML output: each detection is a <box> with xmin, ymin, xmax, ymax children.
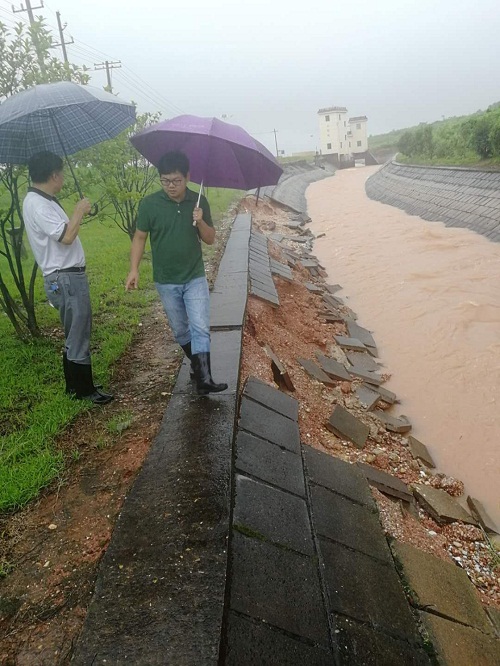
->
<box><xmin>125</xmin><ymin>229</ymin><xmax>148</xmax><ymax>289</ymax></box>
<box><xmin>60</xmin><ymin>198</ymin><xmax>92</xmax><ymax>245</ymax></box>
<box><xmin>193</xmin><ymin>204</ymin><xmax>215</xmax><ymax>245</ymax></box>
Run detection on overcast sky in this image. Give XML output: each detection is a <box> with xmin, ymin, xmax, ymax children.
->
<box><xmin>2</xmin><ymin>0</ymin><xmax>499</xmax><ymax>154</ymax></box>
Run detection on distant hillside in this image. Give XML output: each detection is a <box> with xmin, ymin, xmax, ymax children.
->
<box><xmin>368</xmin><ymin>104</ymin><xmax>499</xmax><ymax>166</ymax></box>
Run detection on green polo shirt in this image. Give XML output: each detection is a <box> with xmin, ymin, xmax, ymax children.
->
<box><xmin>136</xmin><ymin>187</ymin><xmax>213</xmax><ymax>284</ymax></box>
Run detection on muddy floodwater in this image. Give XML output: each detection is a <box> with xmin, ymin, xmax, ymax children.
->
<box><xmin>307</xmin><ymin>166</ymin><xmax>500</xmax><ymax>528</ymax></box>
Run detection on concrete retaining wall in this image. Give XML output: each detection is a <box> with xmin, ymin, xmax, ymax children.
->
<box><xmin>365</xmin><ymin>161</ymin><xmax>500</xmax><ymax>243</ymax></box>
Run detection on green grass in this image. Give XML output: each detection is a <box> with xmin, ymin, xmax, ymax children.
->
<box><xmin>0</xmin><ymin>183</ymin><xmax>241</xmax><ymax>512</ymax></box>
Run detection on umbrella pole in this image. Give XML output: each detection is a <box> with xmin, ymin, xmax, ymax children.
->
<box><xmin>49</xmin><ymin>114</ymin><xmax>84</xmax><ymax>199</ymax></box>
<box><xmin>194</xmin><ymin>180</ymin><xmax>204</xmax><ymax>226</ymax></box>
<box><xmin>255</xmin><ymin>187</ymin><xmax>260</xmax><ymax>204</ymax></box>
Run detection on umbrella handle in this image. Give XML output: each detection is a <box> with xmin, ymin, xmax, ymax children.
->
<box><xmin>193</xmin><ymin>180</ymin><xmax>203</xmax><ymax>226</ymax></box>
<box><xmin>89</xmin><ymin>203</ymin><xmax>99</xmax><ymax>217</ymax></box>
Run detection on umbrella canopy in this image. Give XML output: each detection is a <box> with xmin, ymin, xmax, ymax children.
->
<box><xmin>0</xmin><ymin>81</ymin><xmax>136</xmax><ymax>165</ymax></box>
<box><xmin>130</xmin><ymin>114</ymin><xmax>283</xmax><ymax>190</ymax></box>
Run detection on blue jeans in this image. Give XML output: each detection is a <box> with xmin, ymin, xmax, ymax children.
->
<box><xmin>155</xmin><ymin>276</ymin><xmax>210</xmax><ymax>354</ymax></box>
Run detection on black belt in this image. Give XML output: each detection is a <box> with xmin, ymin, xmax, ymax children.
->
<box><xmin>58</xmin><ymin>266</ymin><xmax>86</xmax><ymax>273</ymax></box>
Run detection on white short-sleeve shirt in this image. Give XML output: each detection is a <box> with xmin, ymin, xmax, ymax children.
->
<box><xmin>23</xmin><ymin>189</ymin><xmax>85</xmax><ymax>276</ymax></box>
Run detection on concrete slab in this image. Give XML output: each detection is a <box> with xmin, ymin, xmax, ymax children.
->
<box><xmin>223</xmin><ymin>612</ymin><xmax>333</xmax><ymax>665</ymax></box>
<box><xmin>234</xmin><ymin>475</ymin><xmax>313</xmax><ymax>555</ymax></box>
<box><xmin>298</xmin><ymin>357</ymin><xmax>337</xmax><ymax>386</ymax></box>
<box><xmin>304</xmin><ymin>281</ymin><xmax>324</xmax><ymax>294</ymax></box>
<box><xmin>243</xmin><ymin>376</ymin><xmax>299</xmax><ymax>421</ymax></box>
<box><xmin>319</xmin><ymin>538</ymin><xmax>420</xmax><ymax>642</ymax></box>
<box><xmin>346</xmin><ymin>320</ymin><xmax>377</xmax><ymax>349</ymax></box>
<box><xmin>315</xmin><ymin>353</ymin><xmax>352</xmax><ymax>381</ymax></box>
<box><xmin>210</xmin><ymin>281</ymin><xmax>248</xmax><ymax>328</ymax></box>
<box><xmin>334</xmin><ymin>335</ymin><xmax>367</xmax><ymax>352</ymax></box>
<box><xmin>467</xmin><ymin>496</ymin><xmax>499</xmax><ymax>534</ymax></box>
<box><xmin>413</xmin><ymin>484</ymin><xmax>478</xmax><ymax>526</ymax></box>
<box><xmin>373</xmin><ymin>384</ymin><xmax>398</xmax><ymax>405</ymax></box>
<box><xmin>238</xmin><ymin>396</ymin><xmax>301</xmax><ymax>453</ymax></box>
<box><xmin>356</xmin><ymin>385</ymin><xmax>381</xmax><ymax>410</ymax></box>
<box><xmin>392</xmin><ymin>540</ymin><xmax>493</xmax><ymax>633</ymax></box>
<box><xmin>319</xmin><ymin>310</ymin><xmax>346</xmax><ymax>323</ymax></box>
<box><xmin>357</xmin><ymin>463</ymin><xmax>413</xmax><ymax>502</ymax></box>
<box><xmin>303</xmin><ymin>445</ymin><xmax>376</xmax><ymax>509</ymax></box>
<box><xmin>421</xmin><ymin>612</ymin><xmax>500</xmax><ymax>666</ymax></box>
<box><xmin>348</xmin><ymin>366</ymin><xmax>383</xmax><ymax>385</ymax></box>
<box><xmin>346</xmin><ymin>351</ymin><xmax>380</xmax><ymax>372</ymax></box>
<box><xmin>408</xmin><ymin>435</ymin><xmax>435</xmax><ymax>468</ymax></box>
<box><xmin>72</xmin><ymin>393</ymin><xmax>235</xmax><ymax>665</ymax></box>
<box><xmin>310</xmin><ymin>484</ymin><xmax>391</xmax><ymax>562</ymax></box>
<box><xmin>334</xmin><ymin>616</ymin><xmax>431</xmax><ymax>666</ymax></box>
<box><xmin>485</xmin><ymin>606</ymin><xmax>500</xmax><ymax>638</ymax></box>
<box><xmin>235</xmin><ymin>430</ymin><xmax>305</xmax><ymax>498</ymax></box>
<box><xmin>325</xmin><ymin>283</ymin><xmax>342</xmax><ymax>294</ymax></box>
<box><xmin>230</xmin><ymin>532</ymin><xmax>330</xmax><ymax>646</ymax></box>
<box><xmin>249</xmin><ymin>283</ymin><xmax>280</xmax><ymax>307</ymax></box>
<box><xmin>262</xmin><ymin>344</ymin><xmax>295</xmax><ymax>391</ymax></box>
<box><xmin>326</xmin><ymin>405</ymin><xmax>370</xmax><ymax>449</ymax></box>
<box><xmin>373</xmin><ymin>410</ymin><xmax>412</xmax><ymax>434</ymax></box>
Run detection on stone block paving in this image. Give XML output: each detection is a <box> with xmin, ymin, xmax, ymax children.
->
<box><xmin>366</xmin><ymin>161</ymin><xmax>500</xmax><ymax>243</ymax></box>
<box><xmin>221</xmin><ymin>377</ymin><xmax>435</xmax><ymax>665</ymax></box>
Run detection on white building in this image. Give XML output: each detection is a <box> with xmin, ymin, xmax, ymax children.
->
<box><xmin>317</xmin><ymin>107</ymin><xmax>368</xmax><ymax>161</ymax></box>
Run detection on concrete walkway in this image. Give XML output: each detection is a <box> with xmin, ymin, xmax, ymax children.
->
<box><xmin>72</xmin><ymin>184</ymin><xmax>500</xmax><ymax>664</ymax></box>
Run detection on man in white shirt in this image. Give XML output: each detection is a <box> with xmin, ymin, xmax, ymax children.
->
<box><xmin>23</xmin><ymin>151</ymin><xmax>113</xmax><ymax>405</ymax></box>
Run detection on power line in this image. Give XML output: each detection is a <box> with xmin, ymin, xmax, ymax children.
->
<box><xmin>94</xmin><ymin>60</ymin><xmax>121</xmax><ymax>93</ymax></box>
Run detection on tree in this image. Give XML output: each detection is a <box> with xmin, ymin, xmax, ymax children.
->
<box><xmin>79</xmin><ymin>112</ymin><xmax>161</xmax><ymax>239</ymax></box>
<box><xmin>0</xmin><ymin>19</ymin><xmax>89</xmax><ymax>338</ymax></box>
<box><xmin>398</xmin><ymin>131</ymin><xmax>416</xmax><ymax>158</ymax></box>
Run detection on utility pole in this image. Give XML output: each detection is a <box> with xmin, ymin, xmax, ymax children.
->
<box><xmin>273</xmin><ymin>128</ymin><xmax>279</xmax><ymax>158</ymax></box>
<box><xmin>94</xmin><ymin>60</ymin><xmax>121</xmax><ymax>93</ymax></box>
<box><xmin>12</xmin><ymin>0</ymin><xmax>46</xmax><ymax>75</ymax></box>
<box><xmin>54</xmin><ymin>11</ymin><xmax>73</xmax><ymax>69</ymax></box>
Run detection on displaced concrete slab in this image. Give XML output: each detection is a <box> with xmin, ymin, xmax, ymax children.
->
<box><xmin>334</xmin><ymin>335</ymin><xmax>367</xmax><ymax>352</ymax></box>
<box><xmin>319</xmin><ymin>310</ymin><xmax>345</xmax><ymax>323</ymax></box>
<box><xmin>413</xmin><ymin>484</ymin><xmax>478</xmax><ymax>526</ymax></box>
<box><xmin>262</xmin><ymin>345</ymin><xmax>295</xmax><ymax>392</ymax></box>
<box><xmin>234</xmin><ymin>475</ymin><xmax>313</xmax><ymax>556</ymax></box>
<box><xmin>373</xmin><ymin>384</ymin><xmax>398</xmax><ymax>405</ymax></box>
<box><xmin>326</xmin><ymin>405</ymin><xmax>369</xmax><ymax>449</ymax></box>
<box><xmin>230</xmin><ymin>532</ymin><xmax>330</xmax><ymax>646</ymax></box>
<box><xmin>346</xmin><ymin>320</ymin><xmax>377</xmax><ymax>349</ymax></box>
<box><xmin>348</xmin><ymin>366</ymin><xmax>383</xmax><ymax>385</ymax></box>
<box><xmin>310</xmin><ymin>484</ymin><xmax>392</xmax><ymax>563</ymax></box>
<box><xmin>316</xmin><ymin>353</ymin><xmax>352</xmax><ymax>381</ymax></box>
<box><xmin>224</xmin><ymin>612</ymin><xmax>333</xmax><ymax>666</ymax></box>
<box><xmin>239</xmin><ymin>396</ymin><xmax>300</xmax><ymax>453</ymax></box>
<box><xmin>298</xmin><ymin>357</ymin><xmax>337</xmax><ymax>386</ymax></box>
<box><xmin>249</xmin><ymin>283</ymin><xmax>280</xmax><ymax>306</ymax></box>
<box><xmin>392</xmin><ymin>540</ymin><xmax>493</xmax><ymax>633</ymax></box>
<box><xmin>334</xmin><ymin>616</ymin><xmax>431</xmax><ymax>666</ymax></box>
<box><xmin>373</xmin><ymin>410</ymin><xmax>412</xmax><ymax>434</ymax></box>
<box><xmin>235</xmin><ymin>431</ymin><xmax>305</xmax><ymax>498</ymax></box>
<box><xmin>304</xmin><ymin>281</ymin><xmax>324</xmax><ymax>294</ymax></box>
<box><xmin>302</xmin><ymin>445</ymin><xmax>376</xmax><ymax>510</ymax></box>
<box><xmin>346</xmin><ymin>350</ymin><xmax>380</xmax><ymax>372</ymax></box>
<box><xmin>243</xmin><ymin>376</ymin><xmax>298</xmax><ymax>421</ymax></box>
<box><xmin>357</xmin><ymin>463</ymin><xmax>413</xmax><ymax>503</ymax></box>
<box><xmin>421</xmin><ymin>612</ymin><xmax>500</xmax><ymax>666</ymax></box>
<box><xmin>325</xmin><ymin>283</ymin><xmax>342</xmax><ymax>294</ymax></box>
<box><xmin>467</xmin><ymin>496</ymin><xmax>499</xmax><ymax>534</ymax></box>
<box><xmin>319</xmin><ymin>538</ymin><xmax>420</xmax><ymax>642</ymax></box>
<box><xmin>270</xmin><ymin>258</ymin><xmax>293</xmax><ymax>281</ymax></box>
<box><xmin>356</xmin><ymin>385</ymin><xmax>381</xmax><ymax>410</ymax></box>
<box><xmin>408</xmin><ymin>435</ymin><xmax>435</xmax><ymax>468</ymax></box>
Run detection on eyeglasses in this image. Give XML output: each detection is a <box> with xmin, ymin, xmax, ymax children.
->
<box><xmin>160</xmin><ymin>177</ymin><xmax>183</xmax><ymax>187</ymax></box>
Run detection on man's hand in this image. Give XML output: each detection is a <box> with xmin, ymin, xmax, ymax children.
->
<box><xmin>193</xmin><ymin>206</ymin><xmax>203</xmax><ymax>224</ymax></box>
<box><xmin>125</xmin><ymin>270</ymin><xmax>139</xmax><ymax>290</ymax></box>
<box><xmin>75</xmin><ymin>198</ymin><xmax>92</xmax><ymax>216</ymax></box>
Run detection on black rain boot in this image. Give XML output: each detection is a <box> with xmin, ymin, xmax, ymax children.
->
<box><xmin>69</xmin><ymin>361</ymin><xmax>114</xmax><ymax>405</ymax></box>
<box><xmin>192</xmin><ymin>352</ymin><xmax>228</xmax><ymax>395</ymax></box>
<box><xmin>180</xmin><ymin>342</ymin><xmax>195</xmax><ymax>380</ymax></box>
<box><xmin>62</xmin><ymin>352</ymin><xmax>75</xmax><ymax>395</ymax></box>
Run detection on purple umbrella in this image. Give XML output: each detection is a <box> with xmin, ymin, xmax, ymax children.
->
<box><xmin>129</xmin><ymin>114</ymin><xmax>283</xmax><ymax>191</ymax></box>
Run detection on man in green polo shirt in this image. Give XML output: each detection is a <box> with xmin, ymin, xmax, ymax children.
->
<box><xmin>125</xmin><ymin>150</ymin><xmax>227</xmax><ymax>395</ymax></box>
